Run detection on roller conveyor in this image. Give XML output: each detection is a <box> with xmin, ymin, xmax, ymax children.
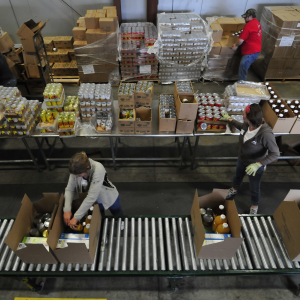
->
<box><xmin>1</xmin><ymin>215</ymin><xmax>300</xmax><ymax>292</ymax></box>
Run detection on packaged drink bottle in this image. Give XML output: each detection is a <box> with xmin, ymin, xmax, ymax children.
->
<box><xmin>88</xmin><ymin>206</ymin><xmax>94</xmax><ymax>215</ymax></box>
<box><xmin>86</xmin><ymin>215</ymin><xmax>92</xmax><ymax>224</ymax></box>
<box><xmin>214</xmin><ymin>205</ymin><xmax>225</xmax><ymax>217</ymax></box>
<box><xmin>212</xmin><ymin>214</ymin><xmax>227</xmax><ymax>232</ymax></box>
<box><xmin>202</xmin><ymin>214</ymin><xmax>214</xmax><ymax>227</ymax></box>
<box><xmin>73</xmin><ymin>223</ymin><xmax>83</xmax><ymax>232</ymax></box>
<box><xmin>84</xmin><ymin>223</ymin><xmax>90</xmax><ymax>234</ymax></box>
<box><xmin>216</xmin><ymin>223</ymin><xmax>230</xmax><ymax>234</ymax></box>
<box><xmin>206</xmin><ymin>208</ymin><xmax>213</xmax><ymax>216</ymax></box>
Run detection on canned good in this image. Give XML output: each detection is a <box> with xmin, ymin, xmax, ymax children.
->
<box><xmin>208</xmin><ymin>100</ymin><xmax>215</xmax><ymax>107</ymax></box>
<box><xmin>37</xmin><ymin>223</ymin><xmax>46</xmax><ymax>233</ymax></box>
<box><xmin>213</xmin><ymin>114</ymin><xmax>221</xmax><ymax>121</ymax></box>
<box><xmin>30</xmin><ymin>228</ymin><xmax>41</xmax><ymax>237</ymax></box>
<box><xmin>198</xmin><ymin>113</ymin><xmax>206</xmax><ymax>120</ymax></box>
<box><xmin>182</xmin><ymin>98</ymin><xmax>189</xmax><ymax>103</ymax></box>
<box><xmin>219</xmin><ymin>125</ymin><xmax>226</xmax><ymax>129</ymax></box>
<box><xmin>206</xmin><ymin>114</ymin><xmax>213</xmax><ymax>121</ymax></box>
<box><xmin>42</xmin><ymin>213</ymin><xmax>51</xmax><ymax>222</ymax></box>
<box><xmin>215</xmin><ymin>101</ymin><xmax>222</xmax><ymax>107</ymax></box>
<box><xmin>212</xmin><ymin>124</ymin><xmax>219</xmax><ymax>129</ymax></box>
<box><xmin>202</xmin><ymin>100</ymin><xmax>208</xmax><ymax>106</ymax></box>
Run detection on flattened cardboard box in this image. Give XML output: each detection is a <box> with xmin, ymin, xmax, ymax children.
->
<box><xmin>5</xmin><ymin>193</ymin><xmax>63</xmax><ymax>264</ymax></box>
<box><xmin>191</xmin><ymin>189</ymin><xmax>243</xmax><ymax>259</ymax></box>
<box><xmin>135</xmin><ymin>107</ymin><xmax>152</xmax><ymax>134</ymax></box>
<box><xmin>261</xmin><ymin>100</ymin><xmax>296</xmax><ymax>133</ymax></box>
<box><xmin>273</xmin><ymin>190</ymin><xmax>300</xmax><ymax>261</ymax></box>
<box><xmin>175</xmin><ymin>95</ymin><xmax>198</xmax><ymax>121</ymax></box>
<box><xmin>52</xmin><ymin>194</ymin><xmax>101</xmax><ymax>264</ymax></box>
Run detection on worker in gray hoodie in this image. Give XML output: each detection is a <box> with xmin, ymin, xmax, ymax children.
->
<box><xmin>64</xmin><ymin>152</ymin><xmax>123</xmax><ymax>230</ymax></box>
<box><xmin>221</xmin><ymin>104</ymin><xmax>279</xmax><ymax>214</ymax></box>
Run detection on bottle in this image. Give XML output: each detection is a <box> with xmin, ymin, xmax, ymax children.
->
<box><xmin>270</xmin><ymin>91</ymin><xmax>275</xmax><ymax>97</ymax></box>
<box><xmin>206</xmin><ymin>208</ymin><xmax>214</xmax><ymax>216</ymax></box>
<box><xmin>268</xmin><ymin>99</ymin><xmax>274</xmax><ymax>107</ymax></box>
<box><xmin>88</xmin><ymin>206</ymin><xmax>94</xmax><ymax>215</ymax></box>
<box><xmin>274</xmin><ymin>108</ymin><xmax>280</xmax><ymax>115</ymax></box>
<box><xmin>214</xmin><ymin>205</ymin><xmax>225</xmax><ymax>217</ymax></box>
<box><xmin>202</xmin><ymin>214</ymin><xmax>214</xmax><ymax>227</ymax></box>
<box><xmin>267</xmin><ymin>86</ymin><xmax>272</xmax><ymax>91</ymax></box>
<box><xmin>276</xmin><ymin>99</ymin><xmax>282</xmax><ymax>105</ymax></box>
<box><xmin>265</xmin><ymin>82</ymin><xmax>269</xmax><ymax>87</ymax></box>
<box><xmin>290</xmin><ymin>105</ymin><xmax>295</xmax><ymax>110</ymax></box>
<box><xmin>279</xmin><ymin>104</ymin><xmax>285</xmax><ymax>113</ymax></box>
<box><xmin>273</xmin><ymin>95</ymin><xmax>278</xmax><ymax>100</ymax></box>
<box><xmin>200</xmin><ymin>208</ymin><xmax>206</xmax><ymax>221</ymax></box>
<box><xmin>295</xmin><ymin>100</ymin><xmax>299</xmax><ymax>105</ymax></box>
<box><xmin>278</xmin><ymin>113</ymin><xmax>284</xmax><ymax>118</ymax></box>
<box><xmin>294</xmin><ymin>110</ymin><xmax>299</xmax><ymax>116</ymax></box>
<box><xmin>73</xmin><ymin>223</ymin><xmax>83</xmax><ymax>232</ymax></box>
<box><xmin>212</xmin><ymin>214</ymin><xmax>227</xmax><ymax>232</ymax></box>
<box><xmin>283</xmin><ymin>109</ymin><xmax>289</xmax><ymax>118</ymax></box>
<box><xmin>84</xmin><ymin>223</ymin><xmax>90</xmax><ymax>234</ymax></box>
<box><xmin>271</xmin><ymin>104</ymin><xmax>277</xmax><ymax>111</ymax></box>
<box><xmin>216</xmin><ymin>223</ymin><xmax>231</xmax><ymax>234</ymax></box>
<box><xmin>286</xmin><ymin>100</ymin><xmax>292</xmax><ymax>106</ymax></box>
<box><xmin>85</xmin><ymin>215</ymin><xmax>92</xmax><ymax>224</ymax></box>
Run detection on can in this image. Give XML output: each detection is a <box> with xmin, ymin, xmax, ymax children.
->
<box><xmin>37</xmin><ymin>223</ymin><xmax>46</xmax><ymax>233</ymax></box>
<box><xmin>199</xmin><ymin>123</ymin><xmax>207</xmax><ymax>130</ymax></box>
<box><xmin>215</xmin><ymin>101</ymin><xmax>222</xmax><ymax>107</ymax></box>
<box><xmin>33</xmin><ymin>217</ymin><xmax>42</xmax><ymax>226</ymax></box>
<box><xmin>202</xmin><ymin>100</ymin><xmax>208</xmax><ymax>106</ymax></box>
<box><xmin>182</xmin><ymin>98</ymin><xmax>189</xmax><ymax>103</ymax></box>
<box><xmin>42</xmin><ymin>213</ymin><xmax>51</xmax><ymax>222</ymax></box>
<box><xmin>46</xmin><ymin>112</ymin><xmax>53</xmax><ymax>123</ymax></box>
<box><xmin>219</xmin><ymin>125</ymin><xmax>226</xmax><ymax>129</ymax></box>
<box><xmin>30</xmin><ymin>228</ymin><xmax>41</xmax><ymax>237</ymax></box>
<box><xmin>213</xmin><ymin>114</ymin><xmax>221</xmax><ymax>121</ymax></box>
<box><xmin>208</xmin><ymin>100</ymin><xmax>215</xmax><ymax>107</ymax></box>
<box><xmin>212</xmin><ymin>124</ymin><xmax>219</xmax><ymax>129</ymax></box>
<box><xmin>198</xmin><ymin>113</ymin><xmax>206</xmax><ymax>120</ymax></box>
<box><xmin>207</xmin><ymin>124</ymin><xmax>212</xmax><ymax>129</ymax></box>
<box><xmin>206</xmin><ymin>114</ymin><xmax>213</xmax><ymax>121</ymax></box>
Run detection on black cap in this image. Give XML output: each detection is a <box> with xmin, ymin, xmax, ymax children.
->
<box><xmin>241</xmin><ymin>8</ymin><xmax>256</xmax><ymax>18</ymax></box>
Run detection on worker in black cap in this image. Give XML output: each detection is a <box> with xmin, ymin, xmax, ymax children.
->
<box><xmin>232</xmin><ymin>9</ymin><xmax>262</xmax><ymax>81</ymax></box>
<box><xmin>0</xmin><ymin>53</ymin><xmax>17</xmax><ymax>87</ymax></box>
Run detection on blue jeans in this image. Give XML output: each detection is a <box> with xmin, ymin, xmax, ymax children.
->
<box><xmin>233</xmin><ymin>158</ymin><xmax>264</xmax><ymax>206</ymax></box>
<box><xmin>98</xmin><ymin>195</ymin><xmax>124</xmax><ymax>218</ymax></box>
<box><xmin>3</xmin><ymin>77</ymin><xmax>17</xmax><ymax>87</ymax></box>
<box><xmin>238</xmin><ymin>52</ymin><xmax>260</xmax><ymax>81</ymax></box>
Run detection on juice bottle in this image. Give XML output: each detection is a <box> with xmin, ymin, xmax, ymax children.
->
<box><xmin>84</xmin><ymin>224</ymin><xmax>90</xmax><ymax>234</ymax></box>
<box><xmin>88</xmin><ymin>206</ymin><xmax>94</xmax><ymax>215</ymax></box>
<box><xmin>215</xmin><ymin>223</ymin><xmax>230</xmax><ymax>234</ymax></box>
<box><xmin>73</xmin><ymin>223</ymin><xmax>83</xmax><ymax>232</ymax></box>
<box><xmin>85</xmin><ymin>215</ymin><xmax>92</xmax><ymax>224</ymax></box>
<box><xmin>213</xmin><ymin>205</ymin><xmax>225</xmax><ymax>217</ymax></box>
<box><xmin>212</xmin><ymin>214</ymin><xmax>227</xmax><ymax>232</ymax></box>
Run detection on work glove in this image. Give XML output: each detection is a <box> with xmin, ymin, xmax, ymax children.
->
<box><xmin>220</xmin><ymin>112</ymin><xmax>231</xmax><ymax>121</ymax></box>
<box><xmin>246</xmin><ymin>163</ymin><xmax>261</xmax><ymax>176</ymax></box>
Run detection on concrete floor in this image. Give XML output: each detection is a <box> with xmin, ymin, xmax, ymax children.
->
<box><xmin>1</xmin><ymin>76</ymin><xmax>300</xmax><ymax>298</ymax></box>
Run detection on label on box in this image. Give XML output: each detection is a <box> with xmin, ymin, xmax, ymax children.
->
<box><xmin>18</xmin><ymin>237</ymin><xmax>50</xmax><ymax>252</ymax></box>
<box><xmin>14</xmin><ymin>44</ymin><xmax>22</xmax><ymax>48</ymax></box>
<box><xmin>82</xmin><ymin>65</ymin><xmax>95</xmax><ymax>74</ymax></box>
<box><xmin>279</xmin><ymin>36</ymin><xmax>295</xmax><ymax>47</ymax></box>
<box><xmin>297</xmin><ymin>23</ymin><xmax>300</xmax><ymax>28</ymax></box>
<box><xmin>140</xmin><ymin>65</ymin><xmax>151</xmax><ymax>74</ymax></box>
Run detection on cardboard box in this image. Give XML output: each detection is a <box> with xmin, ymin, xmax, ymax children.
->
<box><xmin>23</xmin><ymin>51</ymin><xmax>40</xmax><ymax>65</ymax></box>
<box><xmin>68</xmin><ymin>49</ymin><xmax>76</xmax><ymax>60</ymax></box>
<box><xmin>73</xmin><ymin>41</ymin><xmax>87</xmax><ymax>48</ymax></box>
<box><xmin>191</xmin><ymin>189</ymin><xmax>243</xmax><ymax>259</ymax></box>
<box><xmin>210</xmin><ymin>43</ymin><xmax>222</xmax><ymax>56</ymax></box>
<box><xmin>43</xmin><ymin>37</ymin><xmax>54</xmax><ymax>52</ymax></box>
<box><xmin>159</xmin><ymin>105</ymin><xmax>176</xmax><ymax>132</ymax></box>
<box><xmin>175</xmin><ymin>94</ymin><xmax>198</xmax><ymax>120</ymax></box>
<box><xmin>0</xmin><ymin>32</ymin><xmax>14</xmax><ymax>53</ymax></box>
<box><xmin>85</xmin><ymin>10</ymin><xmax>100</xmax><ymax>29</ymax></box>
<box><xmin>273</xmin><ymin>190</ymin><xmax>300</xmax><ymax>261</ymax></box>
<box><xmin>220</xmin><ymin>38</ymin><xmax>236</xmax><ymax>55</ymax></box>
<box><xmin>210</xmin><ymin>23</ymin><xmax>223</xmax><ymax>43</ymax></box>
<box><xmin>72</xmin><ymin>27</ymin><xmax>87</xmax><ymax>41</ymax></box>
<box><xmin>86</xmin><ymin>29</ymin><xmax>106</xmax><ymax>44</ymax></box>
<box><xmin>6</xmin><ymin>47</ymin><xmax>23</xmax><ymax>63</ymax></box>
<box><xmin>53</xmin><ymin>36</ymin><xmax>73</xmax><ymax>49</ymax></box>
<box><xmin>16</xmin><ymin>19</ymin><xmax>47</xmax><ymax>52</ymax></box>
<box><xmin>261</xmin><ymin>100</ymin><xmax>296</xmax><ymax>133</ymax></box>
<box><xmin>216</xmin><ymin>17</ymin><xmax>245</xmax><ymax>35</ymax></box>
<box><xmin>47</xmin><ymin>51</ymin><xmax>61</xmax><ymax>63</ymax></box>
<box><xmin>51</xmin><ymin>194</ymin><xmax>101</xmax><ymax>264</ymax></box>
<box><xmin>99</xmin><ymin>18</ymin><xmax>115</xmax><ymax>32</ymax></box>
<box><xmin>58</xmin><ymin>49</ymin><xmax>70</xmax><ymax>62</ymax></box>
<box><xmin>77</xmin><ymin>17</ymin><xmax>85</xmax><ymax>27</ymax></box>
<box><xmin>290</xmin><ymin>115</ymin><xmax>300</xmax><ymax>134</ymax></box>
<box><xmin>135</xmin><ymin>106</ymin><xmax>152</xmax><ymax>134</ymax></box>
<box><xmin>134</xmin><ymin>85</ymin><xmax>153</xmax><ymax>106</ymax></box>
<box><xmin>118</xmin><ymin>84</ymin><xmax>135</xmax><ymax>108</ymax></box>
<box><xmin>174</xmin><ymin>81</ymin><xmax>194</xmax><ymax>101</ymax></box>
<box><xmin>176</xmin><ymin>119</ymin><xmax>194</xmax><ymax>134</ymax></box>
<box><xmin>268</xmin><ymin>58</ymin><xmax>287</xmax><ymax>69</ymax></box>
<box><xmin>118</xmin><ymin>107</ymin><xmax>135</xmax><ymax>134</ymax></box>
<box><xmin>5</xmin><ymin>193</ymin><xmax>63</xmax><ymax>264</ymax></box>
<box><xmin>25</xmin><ymin>64</ymin><xmax>43</xmax><ymax>78</ymax></box>
<box><xmin>78</xmin><ymin>71</ymin><xmax>110</xmax><ymax>83</ymax></box>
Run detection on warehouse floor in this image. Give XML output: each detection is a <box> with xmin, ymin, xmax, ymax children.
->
<box><xmin>1</xmin><ymin>75</ymin><xmax>300</xmax><ymax>299</ymax></box>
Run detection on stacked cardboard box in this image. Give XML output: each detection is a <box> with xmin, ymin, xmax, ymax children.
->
<box><xmin>16</xmin><ymin>19</ymin><xmax>48</xmax><ymax>79</ymax></box>
<box><xmin>119</xmin><ymin>23</ymin><xmax>158</xmax><ymax>80</ymax></box>
<box><xmin>156</xmin><ymin>13</ymin><xmax>211</xmax><ymax>83</ymax></box>
<box><xmin>204</xmin><ymin>17</ymin><xmax>245</xmax><ymax>81</ymax></box>
<box><xmin>73</xmin><ymin>7</ymin><xmax>119</xmax><ymax>83</ymax></box>
<box><xmin>252</xmin><ymin>6</ymin><xmax>300</xmax><ymax>80</ymax></box>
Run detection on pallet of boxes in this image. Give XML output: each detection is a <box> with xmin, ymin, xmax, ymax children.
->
<box><xmin>45</xmin><ymin>35</ymin><xmax>78</xmax><ymax>82</ymax></box>
<box><xmin>252</xmin><ymin>6</ymin><xmax>300</xmax><ymax>80</ymax></box>
<box><xmin>204</xmin><ymin>17</ymin><xmax>245</xmax><ymax>81</ymax></box>
<box><xmin>73</xmin><ymin>6</ymin><xmax>119</xmax><ymax>83</ymax></box>
<box><xmin>119</xmin><ymin>22</ymin><xmax>158</xmax><ymax>81</ymax></box>
<box><xmin>0</xmin><ymin>29</ymin><xmax>25</xmax><ymax>85</ymax></box>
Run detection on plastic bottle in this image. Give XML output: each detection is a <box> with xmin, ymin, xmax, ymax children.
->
<box><xmin>206</xmin><ymin>208</ymin><xmax>213</xmax><ymax>216</ymax></box>
<box><xmin>212</xmin><ymin>214</ymin><xmax>227</xmax><ymax>232</ymax></box>
<box><xmin>216</xmin><ymin>223</ymin><xmax>230</xmax><ymax>234</ymax></box>
<box><xmin>84</xmin><ymin>223</ymin><xmax>90</xmax><ymax>234</ymax></box>
<box><xmin>85</xmin><ymin>215</ymin><xmax>92</xmax><ymax>224</ymax></box>
<box><xmin>202</xmin><ymin>214</ymin><xmax>214</xmax><ymax>227</ymax></box>
<box><xmin>88</xmin><ymin>206</ymin><xmax>94</xmax><ymax>215</ymax></box>
<box><xmin>214</xmin><ymin>205</ymin><xmax>225</xmax><ymax>217</ymax></box>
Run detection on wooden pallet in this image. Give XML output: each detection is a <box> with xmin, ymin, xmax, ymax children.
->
<box><xmin>265</xmin><ymin>78</ymin><xmax>300</xmax><ymax>82</ymax></box>
<box><xmin>52</xmin><ymin>76</ymin><xmax>80</xmax><ymax>85</ymax></box>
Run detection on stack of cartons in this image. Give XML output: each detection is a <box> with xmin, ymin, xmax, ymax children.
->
<box><xmin>204</xmin><ymin>17</ymin><xmax>245</xmax><ymax>81</ymax></box>
<box><xmin>119</xmin><ymin>23</ymin><xmax>158</xmax><ymax>80</ymax></box>
<box><xmin>16</xmin><ymin>19</ymin><xmax>47</xmax><ymax>79</ymax></box>
<box><xmin>252</xmin><ymin>6</ymin><xmax>300</xmax><ymax>80</ymax></box>
<box><xmin>73</xmin><ymin>6</ymin><xmax>119</xmax><ymax>83</ymax></box>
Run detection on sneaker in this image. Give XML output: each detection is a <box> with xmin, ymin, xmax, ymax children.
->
<box><xmin>250</xmin><ymin>207</ymin><xmax>258</xmax><ymax>214</ymax></box>
<box><xmin>225</xmin><ymin>188</ymin><xmax>237</xmax><ymax>200</ymax></box>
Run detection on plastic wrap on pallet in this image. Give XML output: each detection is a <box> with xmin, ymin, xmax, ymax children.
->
<box><xmin>118</xmin><ymin>22</ymin><xmax>159</xmax><ymax>81</ymax></box>
<box><xmin>252</xmin><ymin>6</ymin><xmax>300</xmax><ymax>80</ymax></box>
<box><xmin>152</xmin><ymin>13</ymin><xmax>213</xmax><ymax>84</ymax></box>
<box><xmin>202</xmin><ymin>16</ymin><xmax>244</xmax><ymax>81</ymax></box>
<box><xmin>74</xmin><ymin>28</ymin><xmax>119</xmax><ymax>83</ymax></box>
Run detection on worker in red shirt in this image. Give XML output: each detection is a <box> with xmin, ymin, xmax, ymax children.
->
<box><xmin>232</xmin><ymin>9</ymin><xmax>262</xmax><ymax>81</ymax></box>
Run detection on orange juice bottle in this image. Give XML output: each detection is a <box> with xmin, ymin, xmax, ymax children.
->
<box><xmin>85</xmin><ymin>215</ymin><xmax>92</xmax><ymax>224</ymax></box>
<box><xmin>212</xmin><ymin>214</ymin><xmax>227</xmax><ymax>232</ymax></box>
<box><xmin>84</xmin><ymin>223</ymin><xmax>90</xmax><ymax>234</ymax></box>
<box><xmin>73</xmin><ymin>223</ymin><xmax>83</xmax><ymax>232</ymax></box>
<box><xmin>215</xmin><ymin>223</ymin><xmax>230</xmax><ymax>234</ymax></box>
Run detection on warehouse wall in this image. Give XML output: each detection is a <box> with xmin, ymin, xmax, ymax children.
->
<box><xmin>1</xmin><ymin>0</ymin><xmax>300</xmax><ymax>43</ymax></box>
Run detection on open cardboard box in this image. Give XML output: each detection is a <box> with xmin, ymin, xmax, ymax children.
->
<box><xmin>134</xmin><ymin>85</ymin><xmax>154</xmax><ymax>106</ymax></box>
<box><xmin>159</xmin><ymin>105</ymin><xmax>176</xmax><ymax>132</ymax></box>
<box><xmin>273</xmin><ymin>190</ymin><xmax>300</xmax><ymax>261</ymax></box>
<box><xmin>261</xmin><ymin>100</ymin><xmax>296</xmax><ymax>133</ymax></box>
<box><xmin>135</xmin><ymin>106</ymin><xmax>152</xmax><ymax>134</ymax></box>
<box><xmin>191</xmin><ymin>189</ymin><xmax>243</xmax><ymax>259</ymax></box>
<box><xmin>174</xmin><ymin>81</ymin><xmax>194</xmax><ymax>100</ymax></box>
<box><xmin>175</xmin><ymin>94</ymin><xmax>198</xmax><ymax>120</ymax></box>
<box><xmin>52</xmin><ymin>193</ymin><xmax>101</xmax><ymax>264</ymax></box>
<box><xmin>118</xmin><ymin>106</ymin><xmax>135</xmax><ymax>134</ymax></box>
<box><xmin>5</xmin><ymin>193</ymin><xmax>63</xmax><ymax>264</ymax></box>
